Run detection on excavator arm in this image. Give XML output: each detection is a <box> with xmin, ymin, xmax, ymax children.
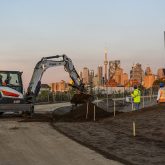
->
<box><xmin>25</xmin><ymin>55</ymin><xmax>86</xmax><ymax>103</ymax></box>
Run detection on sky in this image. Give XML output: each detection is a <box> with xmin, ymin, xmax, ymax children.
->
<box><xmin>0</xmin><ymin>0</ymin><xmax>165</xmax><ymax>89</ymax></box>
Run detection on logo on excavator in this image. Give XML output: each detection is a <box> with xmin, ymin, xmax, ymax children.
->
<box><xmin>1</xmin><ymin>90</ymin><xmax>19</xmax><ymax>97</ymax></box>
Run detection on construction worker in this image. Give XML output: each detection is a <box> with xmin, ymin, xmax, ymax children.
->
<box><xmin>4</xmin><ymin>75</ymin><xmax>11</xmax><ymax>85</ymax></box>
<box><xmin>131</xmin><ymin>85</ymin><xmax>141</xmax><ymax>110</ymax></box>
<box><xmin>157</xmin><ymin>83</ymin><xmax>165</xmax><ymax>104</ymax></box>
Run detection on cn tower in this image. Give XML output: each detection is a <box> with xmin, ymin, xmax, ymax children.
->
<box><xmin>104</xmin><ymin>50</ymin><xmax>108</xmax><ymax>83</ymax></box>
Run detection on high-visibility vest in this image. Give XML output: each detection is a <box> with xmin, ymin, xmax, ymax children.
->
<box><xmin>159</xmin><ymin>88</ymin><xmax>165</xmax><ymax>103</ymax></box>
<box><xmin>131</xmin><ymin>89</ymin><xmax>141</xmax><ymax>103</ymax></box>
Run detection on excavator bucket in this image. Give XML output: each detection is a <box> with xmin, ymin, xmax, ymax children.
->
<box><xmin>70</xmin><ymin>93</ymin><xmax>93</xmax><ymax>105</ymax></box>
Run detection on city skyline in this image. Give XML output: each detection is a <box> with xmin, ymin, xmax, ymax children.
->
<box><xmin>48</xmin><ymin>63</ymin><xmax>165</xmax><ymax>92</ymax></box>
<box><xmin>0</xmin><ymin>0</ymin><xmax>165</xmax><ymax>88</ymax></box>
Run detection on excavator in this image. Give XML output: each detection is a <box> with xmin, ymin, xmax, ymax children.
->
<box><xmin>0</xmin><ymin>55</ymin><xmax>92</xmax><ymax>115</ymax></box>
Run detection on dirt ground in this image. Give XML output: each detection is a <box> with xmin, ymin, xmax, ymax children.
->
<box><xmin>52</xmin><ymin>103</ymin><xmax>165</xmax><ymax>165</ymax></box>
<box><xmin>1</xmin><ymin>103</ymin><xmax>164</xmax><ymax>165</ymax></box>
<box><xmin>0</xmin><ymin>117</ymin><xmax>121</xmax><ymax>165</ymax></box>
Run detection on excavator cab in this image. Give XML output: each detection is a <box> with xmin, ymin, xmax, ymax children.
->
<box><xmin>0</xmin><ymin>71</ymin><xmax>23</xmax><ymax>94</ymax></box>
<box><xmin>0</xmin><ymin>70</ymin><xmax>33</xmax><ymax>115</ymax></box>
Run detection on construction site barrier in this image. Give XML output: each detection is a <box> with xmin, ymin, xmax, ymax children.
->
<box><xmin>93</xmin><ymin>95</ymin><xmax>157</xmax><ymax>115</ymax></box>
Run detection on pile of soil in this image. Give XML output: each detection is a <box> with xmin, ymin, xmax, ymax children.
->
<box><xmin>53</xmin><ymin>102</ymin><xmax>121</xmax><ymax>122</ymax></box>
<box><xmin>70</xmin><ymin>93</ymin><xmax>93</xmax><ymax>104</ymax></box>
<box><xmin>52</xmin><ymin>104</ymin><xmax>165</xmax><ymax>165</ymax></box>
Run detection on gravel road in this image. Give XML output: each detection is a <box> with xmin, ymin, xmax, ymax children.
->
<box><xmin>0</xmin><ymin>117</ymin><xmax>123</xmax><ymax>165</ymax></box>
<box><xmin>34</xmin><ymin>102</ymin><xmax>72</xmax><ymax>113</ymax></box>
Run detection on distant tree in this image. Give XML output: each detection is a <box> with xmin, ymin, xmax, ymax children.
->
<box><xmin>37</xmin><ymin>90</ymin><xmax>49</xmax><ymax>102</ymax></box>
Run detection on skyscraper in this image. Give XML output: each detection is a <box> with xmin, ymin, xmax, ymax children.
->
<box><xmin>108</xmin><ymin>60</ymin><xmax>120</xmax><ymax>80</ymax></box>
<box><xmin>130</xmin><ymin>63</ymin><xmax>144</xmax><ymax>83</ymax></box>
<box><xmin>97</xmin><ymin>66</ymin><xmax>103</xmax><ymax>86</ymax></box>
<box><xmin>89</xmin><ymin>70</ymin><xmax>94</xmax><ymax>84</ymax></box>
<box><xmin>79</xmin><ymin>71</ymin><xmax>83</xmax><ymax>80</ymax></box>
<box><xmin>145</xmin><ymin>67</ymin><xmax>152</xmax><ymax>75</ymax></box>
<box><xmin>82</xmin><ymin>67</ymin><xmax>89</xmax><ymax>85</ymax></box>
<box><xmin>157</xmin><ymin>68</ymin><xmax>165</xmax><ymax>79</ymax></box>
<box><xmin>50</xmin><ymin>80</ymin><xmax>68</xmax><ymax>92</ymax></box>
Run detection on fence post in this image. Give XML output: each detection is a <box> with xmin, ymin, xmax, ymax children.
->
<box><xmin>53</xmin><ymin>92</ymin><xmax>55</xmax><ymax>102</ymax></box>
<box><xmin>86</xmin><ymin>102</ymin><xmax>89</xmax><ymax>119</ymax></box>
<box><xmin>123</xmin><ymin>87</ymin><xmax>125</xmax><ymax>105</ymax></box>
<box><xmin>132</xmin><ymin>101</ymin><xmax>134</xmax><ymax>111</ymax></box>
<box><xmin>107</xmin><ymin>87</ymin><xmax>108</xmax><ymax>111</ymax></box>
<box><xmin>97</xmin><ymin>96</ymin><xmax>99</xmax><ymax>106</ymax></box>
<box><xmin>47</xmin><ymin>92</ymin><xmax>50</xmax><ymax>103</ymax></box>
<box><xmin>94</xmin><ymin>105</ymin><xmax>96</xmax><ymax>121</ymax></box>
<box><xmin>133</xmin><ymin>121</ymin><xmax>136</xmax><ymax>136</ymax></box>
<box><xmin>114</xmin><ymin>100</ymin><xmax>116</xmax><ymax>117</ymax></box>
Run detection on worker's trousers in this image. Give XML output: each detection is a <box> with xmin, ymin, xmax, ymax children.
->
<box><xmin>133</xmin><ymin>102</ymin><xmax>140</xmax><ymax>110</ymax></box>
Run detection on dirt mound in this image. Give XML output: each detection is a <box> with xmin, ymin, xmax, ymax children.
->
<box><xmin>70</xmin><ymin>93</ymin><xmax>93</xmax><ymax>105</ymax></box>
<box><xmin>53</xmin><ymin>102</ymin><xmax>122</xmax><ymax>122</ymax></box>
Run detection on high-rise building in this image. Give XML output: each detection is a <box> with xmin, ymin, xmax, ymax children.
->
<box><xmin>130</xmin><ymin>63</ymin><xmax>144</xmax><ymax>84</ymax></box>
<box><xmin>123</xmin><ymin>73</ymin><xmax>129</xmax><ymax>85</ymax></box>
<box><xmin>79</xmin><ymin>71</ymin><xmax>83</xmax><ymax>80</ymax></box>
<box><xmin>104</xmin><ymin>50</ymin><xmax>108</xmax><ymax>82</ymax></box>
<box><xmin>113</xmin><ymin>67</ymin><xmax>123</xmax><ymax>85</ymax></box>
<box><xmin>89</xmin><ymin>70</ymin><xmax>94</xmax><ymax>84</ymax></box>
<box><xmin>143</xmin><ymin>75</ymin><xmax>155</xmax><ymax>89</ymax></box>
<box><xmin>157</xmin><ymin>68</ymin><xmax>165</xmax><ymax>79</ymax></box>
<box><xmin>145</xmin><ymin>67</ymin><xmax>152</xmax><ymax>75</ymax></box>
<box><xmin>143</xmin><ymin>67</ymin><xmax>155</xmax><ymax>88</ymax></box>
<box><xmin>92</xmin><ymin>75</ymin><xmax>98</xmax><ymax>87</ymax></box>
<box><xmin>112</xmin><ymin>67</ymin><xmax>128</xmax><ymax>86</ymax></box>
<box><xmin>108</xmin><ymin>60</ymin><xmax>120</xmax><ymax>80</ymax></box>
<box><xmin>50</xmin><ymin>80</ymin><xmax>68</xmax><ymax>92</ymax></box>
<box><xmin>82</xmin><ymin>67</ymin><xmax>89</xmax><ymax>85</ymax></box>
<box><xmin>97</xmin><ymin>66</ymin><xmax>103</xmax><ymax>86</ymax></box>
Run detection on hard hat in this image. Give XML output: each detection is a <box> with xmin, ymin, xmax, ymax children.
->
<box><xmin>69</xmin><ymin>79</ymin><xmax>74</xmax><ymax>85</ymax></box>
<box><xmin>159</xmin><ymin>83</ymin><xmax>164</xmax><ymax>87</ymax></box>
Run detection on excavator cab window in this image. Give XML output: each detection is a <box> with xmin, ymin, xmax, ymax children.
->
<box><xmin>0</xmin><ymin>71</ymin><xmax>23</xmax><ymax>94</ymax></box>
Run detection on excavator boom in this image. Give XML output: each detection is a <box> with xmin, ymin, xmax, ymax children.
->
<box><xmin>26</xmin><ymin>54</ymin><xmax>91</xmax><ymax>105</ymax></box>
